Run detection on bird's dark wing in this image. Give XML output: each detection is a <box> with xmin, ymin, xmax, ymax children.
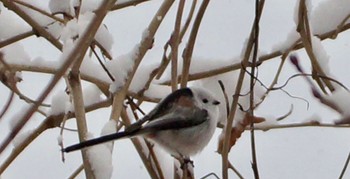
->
<box><xmin>139</xmin><ymin>108</ymin><xmax>209</xmax><ymax>134</ymax></box>
<box><xmin>126</xmin><ymin>88</ymin><xmax>194</xmax><ymax>132</ymax></box>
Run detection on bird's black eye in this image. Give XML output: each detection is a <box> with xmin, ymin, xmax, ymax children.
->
<box><xmin>202</xmin><ymin>98</ymin><xmax>208</xmax><ymax>103</ymax></box>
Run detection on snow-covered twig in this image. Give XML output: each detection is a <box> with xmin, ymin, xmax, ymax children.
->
<box><xmin>1</xmin><ymin>0</ymin><xmax>63</xmax><ymax>49</ymax></box>
<box><xmin>0</xmin><ymin>0</ymin><xmax>117</xmax><ymax>156</ymax></box>
<box><xmin>108</xmin><ymin>0</ymin><xmax>175</xmax><ymax>129</ymax></box>
<box><xmin>160</xmin><ymin>22</ymin><xmax>350</xmax><ymax>86</ymax></box>
<box><xmin>13</xmin><ymin>0</ymin><xmax>65</xmax><ymax>23</ymax></box>
<box><xmin>0</xmin><ymin>97</ymin><xmax>111</xmax><ymax>174</ymax></box>
<box><xmin>290</xmin><ymin>55</ymin><xmax>343</xmax><ymax>114</ymax></box>
<box><xmin>296</xmin><ymin>0</ymin><xmax>335</xmax><ymax>92</ymax></box>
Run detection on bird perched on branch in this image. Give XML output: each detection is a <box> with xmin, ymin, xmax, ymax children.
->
<box><xmin>63</xmin><ymin>87</ymin><xmax>220</xmax><ymax>160</ymax></box>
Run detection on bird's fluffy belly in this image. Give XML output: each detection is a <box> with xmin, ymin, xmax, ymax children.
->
<box><xmin>149</xmin><ymin>122</ymin><xmax>214</xmax><ymax>157</ymax></box>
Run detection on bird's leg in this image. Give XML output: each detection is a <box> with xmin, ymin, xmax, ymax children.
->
<box><xmin>183</xmin><ymin>158</ymin><xmax>194</xmax><ymax>169</ymax></box>
<box><xmin>172</xmin><ymin>154</ymin><xmax>194</xmax><ymax>170</ymax></box>
<box><xmin>181</xmin><ymin>157</ymin><xmax>194</xmax><ymax>179</ymax></box>
<box><xmin>171</xmin><ymin>154</ymin><xmax>195</xmax><ymax>179</ymax></box>
<box><xmin>172</xmin><ymin>154</ymin><xmax>194</xmax><ymax>169</ymax></box>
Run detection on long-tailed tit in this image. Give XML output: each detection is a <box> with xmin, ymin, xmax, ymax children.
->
<box><xmin>63</xmin><ymin>87</ymin><xmax>220</xmax><ymax>158</ymax></box>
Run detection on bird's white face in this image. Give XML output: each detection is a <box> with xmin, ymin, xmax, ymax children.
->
<box><xmin>191</xmin><ymin>88</ymin><xmax>220</xmax><ymax>123</ymax></box>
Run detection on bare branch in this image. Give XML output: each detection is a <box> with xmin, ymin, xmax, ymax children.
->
<box><xmin>221</xmin><ymin>0</ymin><xmax>265</xmax><ymax>178</ymax></box>
<box><xmin>180</xmin><ymin>0</ymin><xmax>210</xmax><ymax>88</ymax></box>
<box><xmin>155</xmin><ymin>0</ymin><xmax>197</xmax><ymax>79</ymax></box>
<box><xmin>111</xmin><ymin>0</ymin><xmax>151</xmax><ymax>11</ymax></box>
<box><xmin>339</xmin><ymin>152</ymin><xmax>350</xmax><ymax>179</ymax></box>
<box><xmin>68</xmin><ymin>164</ymin><xmax>84</xmax><ymax>179</ymax></box>
<box><xmin>67</xmin><ymin>71</ymin><xmax>95</xmax><ymax>178</ymax></box>
<box><xmin>0</xmin><ymin>31</ymin><xmax>35</xmax><ymax>48</ymax></box>
<box><xmin>170</xmin><ymin>0</ymin><xmax>185</xmax><ymax>91</ymax></box>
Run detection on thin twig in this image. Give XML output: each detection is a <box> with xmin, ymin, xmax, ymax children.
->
<box><xmin>333</xmin><ymin>13</ymin><xmax>350</xmax><ymax>39</ymax></box>
<box><xmin>127</xmin><ymin>86</ymin><xmax>163</xmax><ymax>179</ymax></box>
<box><xmin>180</xmin><ymin>0</ymin><xmax>210</xmax><ymax>88</ymax></box>
<box><xmin>13</xmin><ymin>0</ymin><xmax>65</xmax><ymax>23</ymax></box>
<box><xmin>59</xmin><ymin>112</ymin><xmax>69</xmax><ymax>162</ymax></box>
<box><xmin>250</xmin><ymin>122</ymin><xmax>350</xmax><ymax>131</ymax></box>
<box><xmin>290</xmin><ymin>55</ymin><xmax>343</xmax><ymax>114</ymax></box>
<box><xmin>170</xmin><ymin>0</ymin><xmax>185</xmax><ymax>91</ymax></box>
<box><xmin>0</xmin><ymin>31</ymin><xmax>35</xmax><ymax>48</ymax></box>
<box><xmin>90</xmin><ymin>45</ymin><xmax>115</xmax><ymax>81</ymax></box>
<box><xmin>218</xmin><ymin>80</ymin><xmax>230</xmax><ymax>117</ymax></box>
<box><xmin>248</xmin><ymin>0</ymin><xmax>261</xmax><ymax>177</ymax></box>
<box><xmin>93</xmin><ymin>39</ymin><xmax>113</xmax><ymax>60</ymax></box>
<box><xmin>271</xmin><ymin>73</ymin><xmax>348</xmax><ymax>91</ymax></box>
<box><xmin>145</xmin><ymin>141</ymin><xmax>165</xmax><ymax>179</ymax></box>
<box><xmin>228</xmin><ymin>161</ymin><xmax>244</xmax><ymax>179</ymax></box>
<box><xmin>339</xmin><ymin>151</ymin><xmax>350</xmax><ymax>179</ymax></box>
<box><xmin>68</xmin><ymin>164</ymin><xmax>84</xmax><ymax>179</ymax></box>
<box><xmin>0</xmin><ymin>91</ymin><xmax>14</xmax><ymax>121</ymax></box>
<box><xmin>276</xmin><ymin>105</ymin><xmax>293</xmax><ymax>121</ymax></box>
<box><xmin>111</xmin><ymin>0</ymin><xmax>151</xmax><ymax>11</ymax></box>
<box><xmin>221</xmin><ymin>1</ymin><xmax>265</xmax><ymax>178</ymax></box>
<box><xmin>256</xmin><ymin>39</ymin><xmax>301</xmax><ymax>107</ymax></box>
<box><xmin>126</xmin><ymin>96</ymin><xmax>146</xmax><ymax>115</ymax></box>
<box><xmin>156</xmin><ymin>0</ymin><xmax>197</xmax><ymax>79</ymax></box>
<box><xmin>200</xmin><ymin>172</ymin><xmax>220</xmax><ymax>179</ymax></box>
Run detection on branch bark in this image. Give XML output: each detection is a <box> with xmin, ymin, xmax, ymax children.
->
<box><xmin>67</xmin><ymin>71</ymin><xmax>95</xmax><ymax>179</ymax></box>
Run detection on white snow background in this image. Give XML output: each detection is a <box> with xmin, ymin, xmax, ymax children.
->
<box><xmin>1</xmin><ymin>0</ymin><xmax>350</xmax><ymax>178</ymax></box>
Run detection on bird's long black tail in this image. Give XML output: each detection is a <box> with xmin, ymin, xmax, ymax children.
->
<box><xmin>63</xmin><ymin>130</ymin><xmax>135</xmax><ymax>153</ymax></box>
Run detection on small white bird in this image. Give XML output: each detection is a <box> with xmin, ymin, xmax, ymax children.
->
<box><xmin>63</xmin><ymin>87</ymin><xmax>220</xmax><ymax>159</ymax></box>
